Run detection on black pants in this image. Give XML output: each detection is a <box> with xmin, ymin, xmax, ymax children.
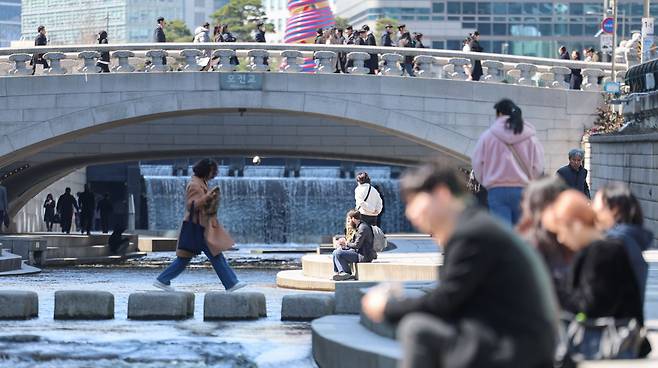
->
<box><xmin>80</xmin><ymin>211</ymin><xmax>93</xmax><ymax>234</ymax></box>
<box><xmin>31</xmin><ymin>55</ymin><xmax>49</xmax><ymax>75</ymax></box>
<box><xmin>100</xmin><ymin>214</ymin><xmax>110</xmax><ymax>233</ymax></box>
<box><xmin>60</xmin><ymin>213</ymin><xmax>73</xmax><ymax>234</ymax></box>
<box><xmin>360</xmin><ymin>214</ymin><xmax>378</xmax><ymax>226</ymax></box>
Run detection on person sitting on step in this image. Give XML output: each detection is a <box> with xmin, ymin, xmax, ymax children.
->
<box><xmin>332</xmin><ymin>210</ymin><xmax>376</xmax><ymax>281</ymax></box>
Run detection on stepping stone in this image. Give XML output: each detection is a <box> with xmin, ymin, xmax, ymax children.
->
<box><xmin>204</xmin><ymin>292</ymin><xmax>266</xmax><ymax>320</ymax></box>
<box><xmin>127</xmin><ymin>291</ymin><xmax>194</xmax><ymax>320</ymax></box>
<box><xmin>281</xmin><ymin>293</ymin><xmax>335</xmax><ymax>321</ymax></box>
<box><xmin>54</xmin><ymin>290</ymin><xmax>114</xmax><ymax>320</ymax></box>
<box><xmin>334</xmin><ymin>281</ymin><xmax>377</xmax><ymax>314</ymax></box>
<box><xmin>0</xmin><ymin>290</ymin><xmax>38</xmax><ymax>320</ymax></box>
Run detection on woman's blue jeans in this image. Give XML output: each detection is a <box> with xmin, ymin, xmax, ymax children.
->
<box><xmin>487</xmin><ymin>187</ymin><xmax>523</xmax><ymax>226</ymax></box>
<box><xmin>157</xmin><ymin>245</ymin><xmax>238</xmax><ymax>290</ymax></box>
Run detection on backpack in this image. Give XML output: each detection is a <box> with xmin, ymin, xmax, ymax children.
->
<box><xmin>370</xmin><ymin>224</ymin><xmax>387</xmax><ymax>252</ymax></box>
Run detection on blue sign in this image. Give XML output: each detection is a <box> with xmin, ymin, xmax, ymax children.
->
<box><xmin>603</xmin><ymin>81</ymin><xmax>621</xmax><ymax>94</ymax></box>
<box><xmin>220</xmin><ymin>73</ymin><xmax>263</xmax><ymax>90</ymax></box>
<box><xmin>601</xmin><ymin>17</ymin><xmax>615</xmax><ymax>34</ymax></box>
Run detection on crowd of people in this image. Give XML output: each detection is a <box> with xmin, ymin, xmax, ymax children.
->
<box><xmin>43</xmin><ymin>185</ymin><xmax>114</xmax><ymax>235</ymax></box>
<box><xmin>361</xmin><ymin>98</ymin><xmax>653</xmax><ymax>366</ymax></box>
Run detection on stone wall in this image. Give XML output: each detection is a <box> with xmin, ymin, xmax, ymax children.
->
<box><xmin>13</xmin><ymin>169</ymin><xmax>86</xmax><ymax>232</ymax></box>
<box><xmin>589</xmin><ymin>133</ymin><xmax>658</xmax><ymax>243</ymax></box>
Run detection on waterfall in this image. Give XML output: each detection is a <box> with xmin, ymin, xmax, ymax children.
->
<box><xmin>142</xmin><ymin>167</ymin><xmax>412</xmax><ymax>243</ymax></box>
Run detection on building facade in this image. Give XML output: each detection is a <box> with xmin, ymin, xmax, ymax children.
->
<box><xmin>335</xmin><ymin>0</ymin><xmax>658</xmax><ymax>57</ymax></box>
<box><xmin>183</xmin><ymin>0</ymin><xmax>228</xmax><ymax>33</ymax></box>
<box><xmin>0</xmin><ymin>0</ymin><xmax>21</xmax><ymax>47</ymax></box>
<box><xmin>263</xmin><ymin>0</ymin><xmax>290</xmax><ymax>42</ymax></box>
<box><xmin>21</xmin><ymin>0</ymin><xmax>186</xmax><ymax>44</ymax></box>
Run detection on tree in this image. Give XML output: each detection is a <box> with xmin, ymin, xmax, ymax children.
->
<box><xmin>211</xmin><ymin>0</ymin><xmax>274</xmax><ymax>42</ymax></box>
<box><xmin>166</xmin><ymin>19</ymin><xmax>193</xmax><ymax>42</ymax></box>
<box><xmin>334</xmin><ymin>16</ymin><xmax>350</xmax><ymax>30</ymax></box>
<box><xmin>375</xmin><ymin>17</ymin><xmax>398</xmax><ymax>35</ymax></box>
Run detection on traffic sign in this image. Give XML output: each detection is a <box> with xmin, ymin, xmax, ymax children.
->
<box><xmin>601</xmin><ymin>17</ymin><xmax>615</xmax><ymax>34</ymax></box>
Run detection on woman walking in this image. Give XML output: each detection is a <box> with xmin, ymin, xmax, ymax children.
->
<box><xmin>472</xmin><ymin>99</ymin><xmax>544</xmax><ymax>225</ymax></box>
<box><xmin>154</xmin><ymin>158</ymin><xmax>245</xmax><ymax>292</ymax></box>
<box><xmin>97</xmin><ymin>31</ymin><xmax>110</xmax><ymax>73</ymax></box>
<box><xmin>43</xmin><ymin>193</ymin><xmax>56</xmax><ymax>232</ymax></box>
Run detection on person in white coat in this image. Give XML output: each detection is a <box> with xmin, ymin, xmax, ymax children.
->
<box><xmin>354</xmin><ymin>172</ymin><xmax>383</xmax><ymax>226</ymax></box>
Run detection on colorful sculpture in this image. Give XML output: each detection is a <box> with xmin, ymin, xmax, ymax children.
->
<box><xmin>284</xmin><ymin>0</ymin><xmax>336</xmax><ymax>71</ymax></box>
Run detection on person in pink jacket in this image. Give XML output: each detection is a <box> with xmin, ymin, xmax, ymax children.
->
<box><xmin>471</xmin><ymin>99</ymin><xmax>544</xmax><ymax>225</ymax></box>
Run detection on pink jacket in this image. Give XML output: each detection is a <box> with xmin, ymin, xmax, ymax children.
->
<box><xmin>472</xmin><ymin>116</ymin><xmax>544</xmax><ymax>189</ymax></box>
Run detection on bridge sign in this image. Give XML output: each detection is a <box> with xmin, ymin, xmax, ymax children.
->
<box><xmin>220</xmin><ymin>73</ymin><xmax>263</xmax><ymax>90</ymax></box>
<box><xmin>601</xmin><ymin>17</ymin><xmax>615</xmax><ymax>34</ymax></box>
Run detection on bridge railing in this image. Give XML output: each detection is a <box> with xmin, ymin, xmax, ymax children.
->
<box><xmin>0</xmin><ymin>43</ymin><xmax>627</xmax><ymax>91</ymax></box>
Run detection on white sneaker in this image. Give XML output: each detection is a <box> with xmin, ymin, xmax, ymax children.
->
<box><xmin>227</xmin><ymin>281</ymin><xmax>247</xmax><ymax>292</ymax></box>
<box><xmin>153</xmin><ymin>280</ymin><xmax>176</xmax><ymax>292</ymax></box>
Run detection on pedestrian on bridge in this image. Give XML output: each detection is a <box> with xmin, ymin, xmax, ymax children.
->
<box><xmin>56</xmin><ymin>188</ymin><xmax>79</xmax><ymax>234</ymax></box>
<box><xmin>153</xmin><ymin>17</ymin><xmax>167</xmax><ymax>66</ymax></box>
<box><xmin>97</xmin><ymin>31</ymin><xmax>110</xmax><ymax>73</ymax></box>
<box><xmin>30</xmin><ymin>26</ymin><xmax>49</xmax><ymax>75</ymax></box>
<box><xmin>471</xmin><ymin>99</ymin><xmax>544</xmax><ymax>226</ymax></box>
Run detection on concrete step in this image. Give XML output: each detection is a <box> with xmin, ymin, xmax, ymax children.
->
<box><xmin>46</xmin><ymin>245</ymin><xmax>112</xmax><ymax>259</ymax></box>
<box><xmin>45</xmin><ymin>252</ymin><xmax>146</xmax><ymax>266</ymax></box>
<box><xmin>300</xmin><ymin>254</ymin><xmax>439</xmax><ymax>282</ymax></box>
<box><xmin>0</xmin><ymin>251</ymin><xmax>23</xmax><ymax>272</ymax></box>
<box><xmin>276</xmin><ymin>269</ymin><xmax>337</xmax><ymax>291</ymax></box>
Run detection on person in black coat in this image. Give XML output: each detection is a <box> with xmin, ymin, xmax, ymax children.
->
<box><xmin>558</xmin><ymin>46</ymin><xmax>571</xmax><ymax>83</ymax></box>
<box><xmin>362</xmin><ymin>163</ymin><xmax>558</xmax><ymax>368</ymax></box>
<box><xmin>97</xmin><ymin>30</ymin><xmax>110</xmax><ymax>72</ymax></box>
<box><xmin>97</xmin><ymin>193</ymin><xmax>114</xmax><ymax>234</ymax></box>
<box><xmin>219</xmin><ymin>24</ymin><xmax>239</xmax><ymax>65</ymax></box>
<box><xmin>570</xmin><ymin>50</ymin><xmax>583</xmax><ymax>90</ymax></box>
<box><xmin>362</xmin><ymin>25</ymin><xmax>378</xmax><ymax>74</ymax></box>
<box><xmin>254</xmin><ymin>22</ymin><xmax>268</xmax><ymax>67</ymax></box>
<box><xmin>31</xmin><ymin>25</ymin><xmax>49</xmax><ymax>75</ymax></box>
<box><xmin>380</xmin><ymin>24</ymin><xmax>394</xmax><ymax>47</ymax></box>
<box><xmin>43</xmin><ymin>193</ymin><xmax>56</xmax><ymax>232</ymax></box>
<box><xmin>153</xmin><ymin>17</ymin><xmax>167</xmax><ymax>66</ymax></box>
<box><xmin>332</xmin><ymin>210</ymin><xmax>376</xmax><ymax>281</ymax></box>
<box><xmin>468</xmin><ymin>31</ymin><xmax>484</xmax><ymax>81</ymax></box>
<box><xmin>399</xmin><ymin>31</ymin><xmax>415</xmax><ymax>76</ymax></box>
<box><xmin>78</xmin><ymin>184</ymin><xmax>95</xmax><ymax>235</ymax></box>
<box><xmin>56</xmin><ymin>187</ymin><xmax>79</xmax><ymax>234</ymax></box>
<box><xmin>556</xmin><ymin>148</ymin><xmax>591</xmax><ymax>199</ymax></box>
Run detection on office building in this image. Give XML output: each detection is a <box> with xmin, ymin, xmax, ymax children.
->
<box><xmin>0</xmin><ymin>0</ymin><xmax>21</xmax><ymax>47</ymax></box>
<box><xmin>335</xmin><ymin>0</ymin><xmax>658</xmax><ymax>57</ymax></box>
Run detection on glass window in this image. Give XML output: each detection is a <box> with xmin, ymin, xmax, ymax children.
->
<box><xmin>432</xmin><ymin>40</ymin><xmax>445</xmax><ymax>49</ymax></box>
<box><xmin>509</xmin><ymin>16</ymin><xmax>522</xmax><ymax>22</ymax></box>
<box><xmin>462</xmin><ymin>22</ymin><xmax>476</xmax><ymax>29</ymax></box>
<box><xmin>493</xmin><ymin>41</ymin><xmax>506</xmax><ymax>53</ymax></box>
<box><xmin>447</xmin><ymin>40</ymin><xmax>461</xmax><ymax>50</ymax></box>
<box><xmin>432</xmin><ymin>2</ymin><xmax>445</xmax><ymax>13</ymax></box>
<box><xmin>477</xmin><ymin>23</ymin><xmax>492</xmax><ymax>35</ymax></box>
<box><xmin>477</xmin><ymin>2</ymin><xmax>491</xmax><ymax>14</ymax></box>
<box><xmin>523</xmin><ymin>3</ymin><xmax>538</xmax><ymax>15</ymax></box>
<box><xmin>462</xmin><ymin>2</ymin><xmax>476</xmax><ymax>14</ymax></box>
<box><xmin>195</xmin><ymin>0</ymin><xmax>205</xmax><ymax>6</ymax></box>
<box><xmin>479</xmin><ymin>16</ymin><xmax>491</xmax><ymax>21</ymax></box>
<box><xmin>583</xmin><ymin>3</ymin><xmax>602</xmax><ymax>15</ymax></box>
<box><xmin>569</xmin><ymin>23</ymin><xmax>583</xmax><ymax>36</ymax></box>
<box><xmin>493</xmin><ymin>23</ymin><xmax>508</xmax><ymax>35</ymax></box>
<box><xmin>0</xmin><ymin>4</ymin><xmax>21</xmax><ymax>22</ymax></box>
<box><xmin>494</xmin><ymin>16</ymin><xmax>506</xmax><ymax>21</ymax></box>
<box><xmin>448</xmin><ymin>16</ymin><xmax>460</xmax><ymax>20</ymax></box>
<box><xmin>401</xmin><ymin>15</ymin><xmax>414</xmax><ymax>20</ymax></box>
<box><xmin>554</xmin><ymin>23</ymin><xmax>568</xmax><ymax>36</ymax></box>
<box><xmin>417</xmin><ymin>16</ymin><xmax>430</xmax><ymax>20</ymax></box>
<box><xmin>509</xmin><ymin>3</ymin><xmax>522</xmax><ymax>14</ymax></box>
<box><xmin>463</xmin><ymin>16</ymin><xmax>475</xmax><ymax>21</ymax></box>
<box><xmin>539</xmin><ymin>3</ymin><xmax>553</xmax><ymax>15</ymax></box>
<box><xmin>493</xmin><ymin>3</ymin><xmax>507</xmax><ymax>15</ymax></box>
<box><xmin>631</xmin><ymin>4</ymin><xmax>643</xmax><ymax>16</ymax></box>
<box><xmin>432</xmin><ymin>15</ymin><xmax>445</xmax><ymax>20</ymax></box>
<box><xmin>447</xmin><ymin>2</ymin><xmax>460</xmax><ymax>14</ymax></box>
<box><xmin>538</xmin><ymin>23</ymin><xmax>551</xmax><ymax>35</ymax></box>
<box><xmin>584</xmin><ymin>23</ymin><xmax>598</xmax><ymax>36</ymax></box>
<box><xmin>569</xmin><ymin>3</ymin><xmax>583</xmax><ymax>15</ymax></box>
<box><xmin>539</xmin><ymin>17</ymin><xmax>552</xmax><ymax>22</ymax></box>
<box><xmin>554</xmin><ymin>3</ymin><xmax>568</xmax><ymax>15</ymax></box>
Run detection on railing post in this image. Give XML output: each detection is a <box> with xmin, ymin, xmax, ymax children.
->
<box><xmin>145</xmin><ymin>50</ymin><xmax>168</xmax><ymax>72</ymax></box>
<box><xmin>581</xmin><ymin>68</ymin><xmax>605</xmax><ymax>91</ymax></box>
<box><xmin>447</xmin><ymin>58</ymin><xmax>470</xmax><ymax>80</ymax></box>
<box><xmin>111</xmin><ymin>50</ymin><xmax>135</xmax><ymax>72</ymax></box>
<box><xmin>281</xmin><ymin>50</ymin><xmax>303</xmax><ymax>72</ymax></box>
<box><xmin>347</xmin><ymin>52</ymin><xmax>370</xmax><ymax>74</ymax></box>
<box><xmin>212</xmin><ymin>49</ymin><xmax>236</xmax><ymax>72</ymax></box>
<box><xmin>381</xmin><ymin>53</ymin><xmax>402</xmax><ymax>76</ymax></box>
<box><xmin>77</xmin><ymin>51</ymin><xmax>100</xmax><ymax>73</ymax></box>
<box><xmin>515</xmin><ymin>63</ymin><xmax>538</xmax><ymax>86</ymax></box>
<box><xmin>549</xmin><ymin>66</ymin><xmax>570</xmax><ymax>89</ymax></box>
<box><xmin>248</xmin><ymin>49</ymin><xmax>269</xmax><ymax>72</ymax></box>
<box><xmin>314</xmin><ymin>51</ymin><xmax>336</xmax><ymax>74</ymax></box>
<box><xmin>414</xmin><ymin>55</ymin><xmax>435</xmax><ymax>77</ymax></box>
<box><xmin>179</xmin><ymin>49</ymin><xmax>202</xmax><ymax>71</ymax></box>
<box><xmin>539</xmin><ymin>72</ymin><xmax>554</xmax><ymax>88</ymax></box>
<box><xmin>8</xmin><ymin>54</ymin><xmax>32</xmax><ymax>76</ymax></box>
<box><xmin>43</xmin><ymin>52</ymin><xmax>67</xmax><ymax>75</ymax></box>
<box><xmin>482</xmin><ymin>60</ymin><xmax>504</xmax><ymax>83</ymax></box>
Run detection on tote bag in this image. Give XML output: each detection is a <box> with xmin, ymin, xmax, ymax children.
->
<box><xmin>177</xmin><ymin>201</ymin><xmax>205</xmax><ymax>255</ymax></box>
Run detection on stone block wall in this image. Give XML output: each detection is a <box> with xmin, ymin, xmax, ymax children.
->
<box><xmin>589</xmin><ymin>133</ymin><xmax>658</xmax><ymax>244</ymax></box>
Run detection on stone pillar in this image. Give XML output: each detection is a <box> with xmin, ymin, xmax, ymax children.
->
<box><xmin>582</xmin><ymin>68</ymin><xmax>605</xmax><ymax>91</ymax></box>
<box><xmin>212</xmin><ymin>49</ymin><xmax>237</xmax><ymax>72</ymax></box>
<box><xmin>346</xmin><ymin>52</ymin><xmax>369</xmax><ymax>74</ymax></box>
<box><xmin>281</xmin><ymin>50</ymin><xmax>303</xmax><ymax>72</ymax></box>
<box><xmin>550</xmin><ymin>66</ymin><xmax>570</xmax><ymax>89</ymax></box>
<box><xmin>248</xmin><ymin>49</ymin><xmax>269</xmax><ymax>72</ymax></box>
<box><xmin>414</xmin><ymin>55</ymin><xmax>435</xmax><ymax>77</ymax></box>
<box><xmin>314</xmin><ymin>51</ymin><xmax>336</xmax><ymax>74</ymax></box>
<box><xmin>43</xmin><ymin>52</ymin><xmax>67</xmax><ymax>75</ymax></box>
<box><xmin>447</xmin><ymin>58</ymin><xmax>470</xmax><ymax>80</ymax></box>
<box><xmin>380</xmin><ymin>53</ymin><xmax>402</xmax><ymax>76</ymax></box>
<box><xmin>145</xmin><ymin>50</ymin><xmax>168</xmax><ymax>72</ymax></box>
<box><xmin>515</xmin><ymin>63</ymin><xmax>537</xmax><ymax>86</ymax></box>
<box><xmin>179</xmin><ymin>49</ymin><xmax>202</xmax><ymax>71</ymax></box>
<box><xmin>111</xmin><ymin>50</ymin><xmax>135</xmax><ymax>72</ymax></box>
<box><xmin>482</xmin><ymin>60</ymin><xmax>504</xmax><ymax>82</ymax></box>
<box><xmin>8</xmin><ymin>54</ymin><xmax>32</xmax><ymax>76</ymax></box>
<box><xmin>539</xmin><ymin>72</ymin><xmax>554</xmax><ymax>88</ymax></box>
<box><xmin>77</xmin><ymin>51</ymin><xmax>100</xmax><ymax>73</ymax></box>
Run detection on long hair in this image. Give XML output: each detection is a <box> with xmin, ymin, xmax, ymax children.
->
<box><xmin>494</xmin><ymin>98</ymin><xmax>524</xmax><ymax>135</ymax></box>
<box><xmin>598</xmin><ymin>182</ymin><xmax>644</xmax><ymax>226</ymax></box>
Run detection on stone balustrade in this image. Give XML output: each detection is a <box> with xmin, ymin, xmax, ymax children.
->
<box><xmin>0</xmin><ymin>42</ymin><xmax>625</xmax><ymax>91</ymax></box>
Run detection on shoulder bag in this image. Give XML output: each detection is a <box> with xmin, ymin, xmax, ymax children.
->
<box><xmin>504</xmin><ymin>141</ymin><xmax>534</xmax><ymax>181</ymax></box>
<box><xmin>356</xmin><ymin>184</ymin><xmax>372</xmax><ymax>211</ymax></box>
<box><xmin>177</xmin><ymin>201</ymin><xmax>204</xmax><ymax>255</ymax></box>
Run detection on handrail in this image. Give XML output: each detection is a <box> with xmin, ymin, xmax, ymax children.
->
<box><xmin>0</xmin><ymin>42</ymin><xmax>626</xmax><ymax>71</ymax></box>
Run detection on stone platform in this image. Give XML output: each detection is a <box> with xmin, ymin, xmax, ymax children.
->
<box><xmin>0</xmin><ymin>249</ymin><xmax>41</xmax><ymax>276</ymax></box>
